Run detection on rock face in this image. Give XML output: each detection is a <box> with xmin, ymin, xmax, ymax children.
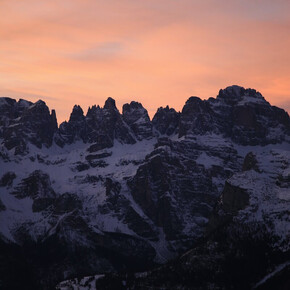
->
<box><xmin>92</xmin><ymin>150</ymin><xmax>290</xmax><ymax>290</ymax></box>
<box><xmin>217</xmin><ymin>86</ymin><xmax>290</xmax><ymax>144</ymax></box>
<box><xmin>11</xmin><ymin>170</ymin><xmax>56</xmax><ymax>212</ymax></box>
<box><xmin>178</xmin><ymin>86</ymin><xmax>290</xmax><ymax>145</ymax></box>
<box><xmin>220</xmin><ymin>181</ymin><xmax>249</xmax><ymax>213</ymax></box>
<box><xmin>55</xmin><ymin>98</ymin><xmax>136</xmax><ymax>150</ymax></box>
<box><xmin>0</xmin><ymin>98</ymin><xmax>33</xmax><ymax>130</ymax></box>
<box><xmin>55</xmin><ymin>105</ymin><xmax>87</xmax><ymax>146</ymax></box>
<box><xmin>0</xmin><ymin>85</ymin><xmax>289</xmax><ymax>289</ymax></box>
<box><xmin>122</xmin><ymin>101</ymin><xmax>153</xmax><ymax>140</ymax></box>
<box><xmin>152</xmin><ymin>106</ymin><xmax>180</xmax><ymax>136</ymax></box>
<box><xmin>179</xmin><ymin>97</ymin><xmax>217</xmax><ymax>137</ymax></box>
<box><xmin>0</xmin><ymin>98</ymin><xmax>57</xmax><ymax>154</ymax></box>
<box><xmin>12</xmin><ymin>170</ymin><xmax>56</xmax><ymax>200</ymax></box>
<box><xmin>242</xmin><ymin>152</ymin><xmax>259</xmax><ymax>172</ymax></box>
<box><xmin>0</xmin><ymin>172</ymin><xmax>16</xmax><ymax>187</ymax></box>
<box><xmin>127</xmin><ymin>137</ymin><xmax>237</xmax><ymax>245</ymax></box>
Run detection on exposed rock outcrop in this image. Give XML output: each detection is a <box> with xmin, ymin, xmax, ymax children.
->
<box><xmin>11</xmin><ymin>170</ymin><xmax>56</xmax><ymax>212</ymax></box>
<box><xmin>152</xmin><ymin>106</ymin><xmax>180</xmax><ymax>136</ymax></box>
<box><xmin>55</xmin><ymin>105</ymin><xmax>87</xmax><ymax>147</ymax></box>
<box><xmin>92</xmin><ymin>150</ymin><xmax>290</xmax><ymax>290</ymax></box>
<box><xmin>122</xmin><ymin>101</ymin><xmax>153</xmax><ymax>140</ymax></box>
<box><xmin>0</xmin><ymin>98</ymin><xmax>57</xmax><ymax>154</ymax></box>
<box><xmin>0</xmin><ymin>172</ymin><xmax>16</xmax><ymax>187</ymax></box>
<box><xmin>243</xmin><ymin>152</ymin><xmax>259</xmax><ymax>172</ymax></box>
<box><xmin>55</xmin><ymin>98</ymin><xmax>136</xmax><ymax>151</ymax></box>
<box><xmin>179</xmin><ymin>97</ymin><xmax>217</xmax><ymax>137</ymax></box>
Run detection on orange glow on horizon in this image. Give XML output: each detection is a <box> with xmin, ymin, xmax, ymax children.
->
<box><xmin>0</xmin><ymin>0</ymin><xmax>289</xmax><ymax>123</ymax></box>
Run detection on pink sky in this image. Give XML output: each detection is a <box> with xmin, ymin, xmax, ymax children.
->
<box><xmin>0</xmin><ymin>0</ymin><xmax>289</xmax><ymax>123</ymax></box>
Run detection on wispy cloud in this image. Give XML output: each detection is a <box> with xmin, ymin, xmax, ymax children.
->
<box><xmin>68</xmin><ymin>42</ymin><xmax>125</xmax><ymax>62</ymax></box>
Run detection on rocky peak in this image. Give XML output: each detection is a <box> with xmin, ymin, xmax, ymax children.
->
<box><xmin>182</xmin><ymin>97</ymin><xmax>209</xmax><ymax>114</ymax></box>
<box><xmin>21</xmin><ymin>100</ymin><xmax>58</xmax><ymax>146</ymax></box>
<box><xmin>0</xmin><ymin>97</ymin><xmax>16</xmax><ymax>107</ymax></box>
<box><xmin>122</xmin><ymin>101</ymin><xmax>152</xmax><ymax>140</ymax></box>
<box><xmin>0</xmin><ymin>98</ymin><xmax>16</xmax><ymax>128</ymax></box>
<box><xmin>104</xmin><ymin>97</ymin><xmax>117</xmax><ymax>110</ymax></box>
<box><xmin>122</xmin><ymin>101</ymin><xmax>148</xmax><ymax>118</ymax></box>
<box><xmin>34</xmin><ymin>99</ymin><xmax>46</xmax><ymax>106</ymax></box>
<box><xmin>217</xmin><ymin>85</ymin><xmax>266</xmax><ymax>105</ymax></box>
<box><xmin>212</xmin><ymin>86</ymin><xmax>290</xmax><ymax>145</ymax></box>
<box><xmin>123</xmin><ymin>101</ymin><xmax>143</xmax><ymax>111</ymax></box>
<box><xmin>86</xmin><ymin>105</ymin><xmax>104</xmax><ymax>132</ymax></box>
<box><xmin>86</xmin><ymin>105</ymin><xmax>101</xmax><ymax>119</ymax></box>
<box><xmin>56</xmin><ymin>97</ymin><xmax>136</xmax><ymax>150</ymax></box>
<box><xmin>69</xmin><ymin>105</ymin><xmax>85</xmax><ymax>122</ymax></box>
<box><xmin>1</xmin><ymin>99</ymin><xmax>58</xmax><ymax>153</ymax></box>
<box><xmin>1</xmin><ymin>86</ymin><xmax>289</xmax><ymax>153</ymax></box>
<box><xmin>179</xmin><ymin>96</ymin><xmax>215</xmax><ymax>137</ymax></box>
<box><xmin>0</xmin><ymin>98</ymin><xmax>33</xmax><ymax>127</ymax></box>
<box><xmin>152</xmin><ymin>106</ymin><xmax>179</xmax><ymax>136</ymax></box>
<box><xmin>55</xmin><ymin>105</ymin><xmax>87</xmax><ymax>146</ymax></box>
<box><xmin>98</xmin><ymin>98</ymin><xmax>136</xmax><ymax>147</ymax></box>
<box><xmin>51</xmin><ymin>109</ymin><xmax>57</xmax><ymax>126</ymax></box>
<box><xmin>21</xmin><ymin>100</ymin><xmax>49</xmax><ymax>120</ymax></box>
<box><xmin>217</xmin><ymin>85</ymin><xmax>245</xmax><ymax>100</ymax></box>
<box><xmin>17</xmin><ymin>99</ymin><xmax>32</xmax><ymax>108</ymax></box>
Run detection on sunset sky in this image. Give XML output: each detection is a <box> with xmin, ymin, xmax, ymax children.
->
<box><xmin>0</xmin><ymin>0</ymin><xmax>289</xmax><ymax>123</ymax></box>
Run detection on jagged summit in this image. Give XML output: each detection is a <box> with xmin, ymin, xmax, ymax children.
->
<box><xmin>0</xmin><ymin>98</ymin><xmax>57</xmax><ymax>153</ymax></box>
<box><xmin>33</xmin><ymin>99</ymin><xmax>46</xmax><ymax>106</ymax></box>
<box><xmin>104</xmin><ymin>97</ymin><xmax>117</xmax><ymax>110</ymax></box>
<box><xmin>183</xmin><ymin>96</ymin><xmax>210</xmax><ymax>113</ymax></box>
<box><xmin>86</xmin><ymin>104</ymin><xmax>101</xmax><ymax>118</ymax></box>
<box><xmin>152</xmin><ymin>105</ymin><xmax>180</xmax><ymax>136</ymax></box>
<box><xmin>155</xmin><ymin>105</ymin><xmax>177</xmax><ymax>113</ymax></box>
<box><xmin>17</xmin><ymin>98</ymin><xmax>33</xmax><ymax>108</ymax></box>
<box><xmin>217</xmin><ymin>85</ymin><xmax>266</xmax><ymax>104</ymax></box>
<box><xmin>218</xmin><ymin>85</ymin><xmax>248</xmax><ymax>98</ymax></box>
<box><xmin>0</xmin><ymin>85</ymin><xmax>289</xmax><ymax>153</ymax></box>
<box><xmin>123</xmin><ymin>101</ymin><xmax>143</xmax><ymax>110</ymax></box>
<box><xmin>122</xmin><ymin>101</ymin><xmax>152</xmax><ymax>140</ymax></box>
<box><xmin>69</xmin><ymin>105</ymin><xmax>84</xmax><ymax>122</ymax></box>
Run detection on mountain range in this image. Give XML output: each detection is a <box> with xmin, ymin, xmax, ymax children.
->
<box><xmin>0</xmin><ymin>85</ymin><xmax>289</xmax><ymax>289</ymax></box>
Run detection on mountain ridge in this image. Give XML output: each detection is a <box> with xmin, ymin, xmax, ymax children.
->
<box><xmin>0</xmin><ymin>85</ymin><xmax>289</xmax><ymax>155</ymax></box>
<box><xmin>0</xmin><ymin>85</ymin><xmax>289</xmax><ymax>289</ymax></box>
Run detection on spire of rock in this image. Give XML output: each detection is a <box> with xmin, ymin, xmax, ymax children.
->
<box><xmin>152</xmin><ymin>106</ymin><xmax>179</xmax><ymax>136</ymax></box>
<box><xmin>55</xmin><ymin>105</ymin><xmax>87</xmax><ymax>147</ymax></box>
<box><xmin>1</xmin><ymin>99</ymin><xmax>58</xmax><ymax>153</ymax></box>
<box><xmin>179</xmin><ymin>96</ymin><xmax>214</xmax><ymax>137</ymax></box>
<box><xmin>122</xmin><ymin>101</ymin><xmax>152</xmax><ymax>140</ymax></box>
<box><xmin>69</xmin><ymin>105</ymin><xmax>84</xmax><ymax>122</ymax></box>
<box><xmin>50</xmin><ymin>109</ymin><xmax>58</xmax><ymax>131</ymax></box>
<box><xmin>104</xmin><ymin>97</ymin><xmax>117</xmax><ymax>110</ymax></box>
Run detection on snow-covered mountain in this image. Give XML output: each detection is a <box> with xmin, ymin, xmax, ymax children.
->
<box><xmin>0</xmin><ymin>85</ymin><xmax>289</xmax><ymax>289</ymax></box>
<box><xmin>86</xmin><ymin>149</ymin><xmax>290</xmax><ymax>290</ymax></box>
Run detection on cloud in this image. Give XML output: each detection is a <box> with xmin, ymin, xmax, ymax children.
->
<box><xmin>68</xmin><ymin>42</ymin><xmax>125</xmax><ymax>62</ymax></box>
